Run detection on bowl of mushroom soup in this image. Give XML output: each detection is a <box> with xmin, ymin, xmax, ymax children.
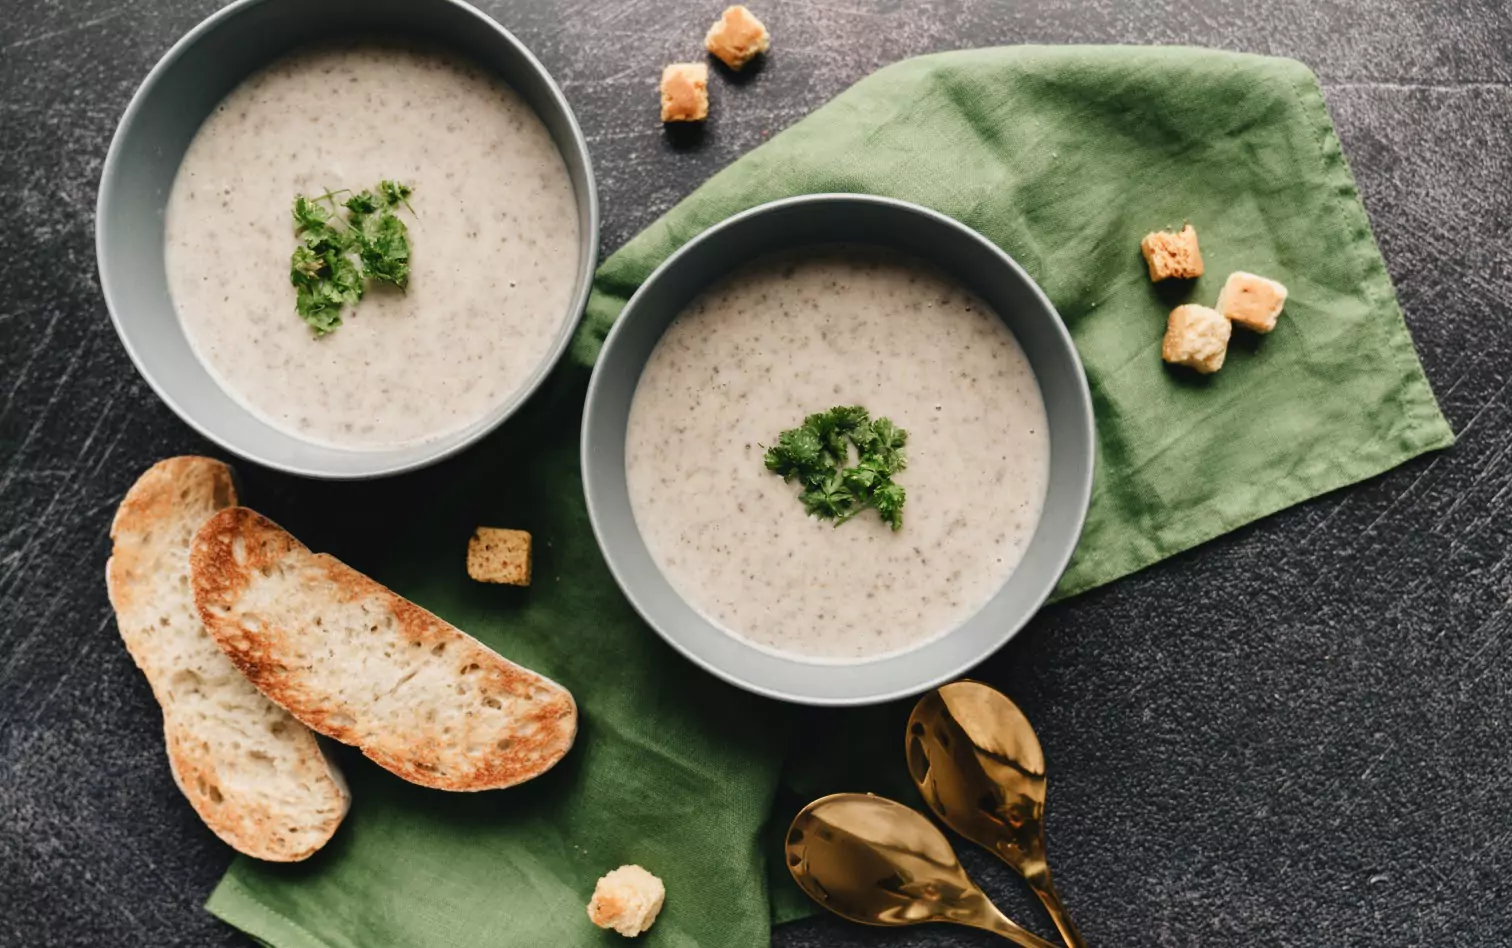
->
<box><xmin>98</xmin><ymin>0</ymin><xmax>597</xmax><ymax>477</ymax></box>
<box><xmin>582</xmin><ymin>195</ymin><xmax>1094</xmax><ymax>706</ymax></box>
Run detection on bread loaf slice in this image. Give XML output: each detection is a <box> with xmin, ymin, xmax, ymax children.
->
<box><xmin>106</xmin><ymin>458</ymin><xmax>349</xmax><ymax>861</ymax></box>
<box><xmin>191</xmin><ymin>508</ymin><xmax>577</xmax><ymax>792</ymax></box>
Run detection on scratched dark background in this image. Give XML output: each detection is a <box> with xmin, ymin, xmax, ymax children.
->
<box><xmin>3</xmin><ymin>0</ymin><xmax>1511</xmax><ymax>946</ymax></box>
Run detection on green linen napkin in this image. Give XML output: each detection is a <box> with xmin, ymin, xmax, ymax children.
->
<box><xmin>206</xmin><ymin>45</ymin><xmax>1451</xmax><ymax>947</ymax></box>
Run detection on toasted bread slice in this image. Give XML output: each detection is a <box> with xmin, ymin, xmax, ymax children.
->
<box><xmin>106</xmin><ymin>458</ymin><xmax>349</xmax><ymax>861</ymax></box>
<box><xmin>191</xmin><ymin>508</ymin><xmax>577</xmax><ymax>792</ymax></box>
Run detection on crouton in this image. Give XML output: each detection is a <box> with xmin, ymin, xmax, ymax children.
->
<box><xmin>705</xmin><ymin>5</ymin><xmax>770</xmax><ymax>71</ymax></box>
<box><xmin>1140</xmin><ymin>224</ymin><xmax>1204</xmax><ymax>281</ymax></box>
<box><xmin>588</xmin><ymin>865</ymin><xmax>666</xmax><ymax>937</ymax></box>
<box><xmin>1216</xmin><ymin>271</ymin><xmax>1288</xmax><ymax>333</ymax></box>
<box><xmin>466</xmin><ymin>527</ymin><xmax>532</xmax><ymax>586</ymax></box>
<box><xmin>1161</xmin><ymin>304</ymin><xmax>1231</xmax><ymax>374</ymax></box>
<box><xmin>660</xmin><ymin>63</ymin><xmax>709</xmax><ymax>122</ymax></box>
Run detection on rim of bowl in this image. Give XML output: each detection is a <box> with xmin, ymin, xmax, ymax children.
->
<box><xmin>581</xmin><ymin>193</ymin><xmax>1095</xmax><ymax>706</ymax></box>
<box><xmin>95</xmin><ymin>0</ymin><xmax>600</xmax><ymax>480</ymax></box>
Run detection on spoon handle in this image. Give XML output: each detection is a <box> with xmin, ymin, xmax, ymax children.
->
<box><xmin>1023</xmin><ymin>865</ymin><xmax>1086</xmax><ymax>948</ymax></box>
<box><xmin>972</xmin><ymin>906</ymin><xmax>1064</xmax><ymax>948</ymax></box>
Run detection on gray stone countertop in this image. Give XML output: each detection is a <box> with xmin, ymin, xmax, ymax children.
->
<box><xmin>2</xmin><ymin>0</ymin><xmax>1510</xmax><ymax>945</ymax></box>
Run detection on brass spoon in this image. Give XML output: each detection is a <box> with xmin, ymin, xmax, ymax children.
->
<box><xmin>785</xmin><ymin>792</ymin><xmax>1061</xmax><ymax>947</ymax></box>
<box><xmin>907</xmin><ymin>681</ymin><xmax>1086</xmax><ymax>948</ymax></box>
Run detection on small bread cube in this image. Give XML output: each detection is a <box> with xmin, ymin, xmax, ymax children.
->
<box><xmin>588</xmin><ymin>865</ymin><xmax>666</xmax><ymax>937</ymax></box>
<box><xmin>1217</xmin><ymin>270</ymin><xmax>1288</xmax><ymax>333</ymax></box>
<box><xmin>705</xmin><ymin>5</ymin><xmax>770</xmax><ymax>71</ymax></box>
<box><xmin>466</xmin><ymin>527</ymin><xmax>532</xmax><ymax>586</ymax></box>
<box><xmin>1161</xmin><ymin>304</ymin><xmax>1231</xmax><ymax>374</ymax></box>
<box><xmin>660</xmin><ymin>63</ymin><xmax>709</xmax><ymax>123</ymax></box>
<box><xmin>1140</xmin><ymin>224</ymin><xmax>1204</xmax><ymax>281</ymax></box>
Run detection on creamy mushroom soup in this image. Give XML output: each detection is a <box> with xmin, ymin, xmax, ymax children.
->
<box><xmin>625</xmin><ymin>249</ymin><xmax>1050</xmax><ymax>661</ymax></box>
<box><xmin>164</xmin><ymin>42</ymin><xmax>579</xmax><ymax>449</ymax></box>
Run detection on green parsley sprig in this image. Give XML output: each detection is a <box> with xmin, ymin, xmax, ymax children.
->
<box><xmin>289</xmin><ymin>181</ymin><xmax>414</xmax><ymax>336</ymax></box>
<box><xmin>763</xmin><ymin>405</ymin><xmax>909</xmax><ymax>530</ymax></box>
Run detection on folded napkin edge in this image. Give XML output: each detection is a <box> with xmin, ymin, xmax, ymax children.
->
<box><xmin>208</xmin><ymin>872</ymin><xmax>334</xmax><ymax>948</ymax></box>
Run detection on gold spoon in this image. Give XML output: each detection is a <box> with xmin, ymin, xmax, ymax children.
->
<box><xmin>907</xmin><ymin>681</ymin><xmax>1086</xmax><ymax>948</ymax></box>
<box><xmin>785</xmin><ymin>792</ymin><xmax>1061</xmax><ymax>947</ymax></box>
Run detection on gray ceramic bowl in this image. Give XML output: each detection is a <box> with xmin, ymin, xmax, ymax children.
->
<box><xmin>582</xmin><ymin>195</ymin><xmax>1094</xmax><ymax>706</ymax></box>
<box><xmin>96</xmin><ymin>0</ymin><xmax>598</xmax><ymax>478</ymax></box>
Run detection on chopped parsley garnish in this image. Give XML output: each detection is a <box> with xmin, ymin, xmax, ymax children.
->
<box><xmin>288</xmin><ymin>181</ymin><xmax>414</xmax><ymax>336</ymax></box>
<box><xmin>763</xmin><ymin>405</ymin><xmax>909</xmax><ymax>530</ymax></box>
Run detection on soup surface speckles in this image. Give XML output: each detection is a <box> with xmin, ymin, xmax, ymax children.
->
<box><xmin>165</xmin><ymin>42</ymin><xmax>579</xmax><ymax>449</ymax></box>
<box><xmin>625</xmin><ymin>249</ymin><xmax>1050</xmax><ymax>661</ymax></box>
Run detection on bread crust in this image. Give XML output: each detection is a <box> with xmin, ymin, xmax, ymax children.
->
<box><xmin>467</xmin><ymin>527</ymin><xmax>532</xmax><ymax>586</ymax></box>
<box><xmin>106</xmin><ymin>458</ymin><xmax>348</xmax><ymax>861</ymax></box>
<box><xmin>705</xmin><ymin>5</ymin><xmax>770</xmax><ymax>71</ymax></box>
<box><xmin>1161</xmin><ymin>303</ymin><xmax>1231</xmax><ymax>374</ymax></box>
<box><xmin>660</xmin><ymin>63</ymin><xmax>709</xmax><ymax>122</ymax></box>
<box><xmin>1217</xmin><ymin>270</ymin><xmax>1288</xmax><ymax>332</ymax></box>
<box><xmin>191</xmin><ymin>507</ymin><xmax>578</xmax><ymax>792</ymax></box>
<box><xmin>1140</xmin><ymin>224</ymin><xmax>1204</xmax><ymax>281</ymax></box>
<box><xmin>589</xmin><ymin>864</ymin><xmax>666</xmax><ymax>936</ymax></box>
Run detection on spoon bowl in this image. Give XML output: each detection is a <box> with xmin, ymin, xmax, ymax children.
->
<box><xmin>785</xmin><ymin>793</ymin><xmax>1059</xmax><ymax>947</ymax></box>
<box><xmin>907</xmin><ymin>681</ymin><xmax>1085</xmax><ymax>948</ymax></box>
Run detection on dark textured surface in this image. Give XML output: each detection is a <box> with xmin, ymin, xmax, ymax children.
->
<box><xmin>3</xmin><ymin>1</ymin><xmax>1511</xmax><ymax>946</ymax></box>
